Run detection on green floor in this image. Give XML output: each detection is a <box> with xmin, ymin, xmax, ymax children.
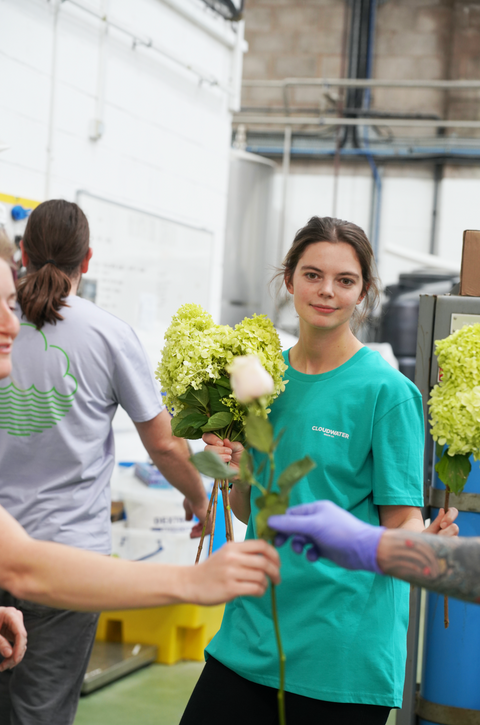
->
<box><xmin>75</xmin><ymin>660</ymin><xmax>397</xmax><ymax>725</ymax></box>
<box><xmin>74</xmin><ymin>662</ymin><xmax>204</xmax><ymax>725</ymax></box>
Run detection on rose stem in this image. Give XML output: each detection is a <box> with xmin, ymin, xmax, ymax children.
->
<box><xmin>444</xmin><ymin>486</ymin><xmax>450</xmax><ymax>628</ymax></box>
<box><xmin>271</xmin><ymin>583</ymin><xmax>286</xmax><ymax>725</ymax></box>
<box><xmin>208</xmin><ymin>481</ymin><xmax>219</xmax><ymax>557</ymax></box>
<box><xmin>195</xmin><ymin>479</ymin><xmax>217</xmax><ymax>564</ymax></box>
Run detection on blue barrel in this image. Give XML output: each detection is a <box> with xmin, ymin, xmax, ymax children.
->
<box><xmin>419</xmin><ymin>454</ymin><xmax>480</xmax><ymax>724</ymax></box>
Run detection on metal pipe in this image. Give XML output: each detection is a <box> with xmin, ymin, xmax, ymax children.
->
<box><xmin>229</xmin><ymin>19</ymin><xmax>245</xmax><ymax>112</ymax></box>
<box><xmin>429</xmin><ymin>163</ymin><xmax>443</xmax><ymax>255</ymax></box>
<box><xmin>45</xmin><ymin>0</ymin><xmax>61</xmax><ymax>200</ymax></box>
<box><xmin>89</xmin><ymin>0</ymin><xmax>109</xmax><ymax>142</ymax></box>
<box><xmin>159</xmin><ymin>0</ymin><xmax>239</xmax><ymax>49</ymax></box>
<box><xmin>242</xmin><ymin>78</ymin><xmax>480</xmax><ymax>90</ymax></box>
<box><xmin>233</xmin><ymin>115</ymin><xmax>480</xmax><ymax>129</ymax></box>
<box><xmin>278</xmin><ymin>126</ymin><xmax>292</xmax><ymax>266</ymax></box>
<box><xmin>63</xmin><ymin>0</ymin><xmax>229</xmax><ymax>92</ymax></box>
<box><xmin>385</xmin><ymin>243</ymin><xmax>458</xmax><ymax>271</ymax></box>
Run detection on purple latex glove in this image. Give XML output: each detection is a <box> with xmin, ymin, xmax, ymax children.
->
<box><xmin>268</xmin><ymin>500</ymin><xmax>385</xmax><ymax>574</ymax></box>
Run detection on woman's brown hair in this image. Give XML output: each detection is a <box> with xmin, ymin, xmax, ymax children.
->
<box><xmin>278</xmin><ymin>216</ymin><xmax>380</xmax><ymax>329</ymax></box>
<box><xmin>17</xmin><ymin>200</ymin><xmax>90</xmax><ymax>329</ymax></box>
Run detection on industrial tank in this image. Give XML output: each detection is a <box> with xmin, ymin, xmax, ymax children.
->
<box><xmin>221</xmin><ymin>149</ymin><xmax>276</xmax><ymax>327</ymax></box>
<box><xmin>378</xmin><ymin>269</ymin><xmax>459</xmax><ymax>381</ymax></box>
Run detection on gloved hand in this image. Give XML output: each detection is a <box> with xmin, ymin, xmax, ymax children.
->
<box><xmin>268</xmin><ymin>500</ymin><xmax>385</xmax><ymax>574</ymax></box>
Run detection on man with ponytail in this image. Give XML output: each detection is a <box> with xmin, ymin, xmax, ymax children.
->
<box><xmin>0</xmin><ymin>200</ymin><xmax>210</xmax><ymax>725</ymax></box>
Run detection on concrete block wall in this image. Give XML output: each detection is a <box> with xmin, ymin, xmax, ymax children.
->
<box><xmin>241</xmin><ymin>0</ymin><xmax>480</xmax><ymax>134</ymax></box>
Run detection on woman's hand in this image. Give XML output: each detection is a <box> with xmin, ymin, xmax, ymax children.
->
<box><xmin>186</xmin><ymin>540</ymin><xmax>281</xmax><ymax>605</ymax></box>
<box><xmin>0</xmin><ymin>607</ymin><xmax>27</xmax><ymax>672</ymax></box>
<box><xmin>202</xmin><ymin>434</ymin><xmax>243</xmax><ymax>471</ymax></box>
<box><xmin>202</xmin><ymin>434</ymin><xmax>251</xmax><ymax>523</ymax></box>
<box><xmin>424</xmin><ymin>507</ymin><xmax>459</xmax><ymax>537</ymax></box>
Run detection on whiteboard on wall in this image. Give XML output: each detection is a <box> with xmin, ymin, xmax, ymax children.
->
<box><xmin>77</xmin><ymin>191</ymin><xmax>214</xmax><ymax>360</ymax></box>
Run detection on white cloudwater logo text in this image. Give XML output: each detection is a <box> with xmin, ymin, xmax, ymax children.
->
<box><xmin>312</xmin><ymin>426</ymin><xmax>349</xmax><ymax>439</ymax></box>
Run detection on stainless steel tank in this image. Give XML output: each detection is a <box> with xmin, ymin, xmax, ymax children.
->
<box><xmin>221</xmin><ymin>149</ymin><xmax>276</xmax><ymax>326</ymax></box>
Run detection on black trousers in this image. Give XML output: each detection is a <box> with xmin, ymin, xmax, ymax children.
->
<box><xmin>180</xmin><ymin>656</ymin><xmax>391</xmax><ymax>725</ymax></box>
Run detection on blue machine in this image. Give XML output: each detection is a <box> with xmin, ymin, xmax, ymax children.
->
<box><xmin>419</xmin><ymin>457</ymin><xmax>480</xmax><ymax>724</ymax></box>
<box><xmin>396</xmin><ymin>293</ymin><xmax>480</xmax><ymax>725</ymax></box>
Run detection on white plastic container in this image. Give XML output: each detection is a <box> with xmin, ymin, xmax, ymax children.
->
<box><xmin>110</xmin><ymin>464</ymin><xmax>210</xmax><ymax>531</ymax></box>
<box><xmin>111</xmin><ymin>522</ymin><xmax>204</xmax><ymax>565</ymax></box>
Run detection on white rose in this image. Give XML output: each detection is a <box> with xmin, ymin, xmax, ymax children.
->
<box><xmin>228</xmin><ymin>355</ymin><xmax>274</xmax><ymax>403</ymax></box>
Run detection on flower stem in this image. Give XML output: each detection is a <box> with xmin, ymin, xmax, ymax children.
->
<box><xmin>267</xmin><ymin>452</ymin><xmax>276</xmax><ymax>493</ymax></box>
<box><xmin>271</xmin><ymin>583</ymin><xmax>286</xmax><ymax>725</ymax></box>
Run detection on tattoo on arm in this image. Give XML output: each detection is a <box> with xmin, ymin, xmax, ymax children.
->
<box><xmin>378</xmin><ymin>531</ymin><xmax>480</xmax><ymax>603</ymax></box>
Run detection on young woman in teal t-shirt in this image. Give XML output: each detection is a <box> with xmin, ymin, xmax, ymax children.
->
<box><xmin>180</xmin><ymin>216</ymin><xmax>456</xmax><ymax>725</ymax></box>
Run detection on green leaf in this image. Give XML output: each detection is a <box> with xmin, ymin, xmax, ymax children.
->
<box><xmin>176</xmin><ymin>412</ymin><xmax>208</xmax><ymax>430</ymax></box>
<box><xmin>435</xmin><ymin>452</ymin><xmax>471</xmax><ymax>495</ymax></box>
<box><xmin>255</xmin><ymin>492</ymin><xmax>288</xmax><ymax>542</ymax></box>
<box><xmin>201</xmin><ymin>411</ymin><xmax>233</xmax><ymax>433</ymax></box>
<box><xmin>216</xmin><ymin>376</ymin><xmax>231</xmax><ymax>390</ymax></box>
<box><xmin>273</xmin><ymin>427</ymin><xmax>286</xmax><ymax>450</ymax></box>
<box><xmin>208</xmin><ymin>386</ymin><xmax>230</xmax><ymax>413</ymax></box>
<box><xmin>435</xmin><ymin>441</ymin><xmax>445</xmax><ymax>460</ymax></box>
<box><xmin>277</xmin><ymin>456</ymin><xmax>316</xmax><ymax>498</ymax></box>
<box><xmin>171</xmin><ymin>416</ymin><xmax>206</xmax><ymax>439</ymax></box>
<box><xmin>174</xmin><ymin>408</ymin><xmax>196</xmax><ymax>420</ymax></box>
<box><xmin>239</xmin><ymin>449</ymin><xmax>254</xmax><ymax>484</ymax></box>
<box><xmin>257</xmin><ymin>458</ymin><xmax>267</xmax><ymax>476</ymax></box>
<box><xmin>245</xmin><ymin>414</ymin><xmax>273</xmax><ymax>453</ymax></box>
<box><xmin>190</xmin><ymin>451</ymin><xmax>237</xmax><ymax>480</ymax></box>
<box><xmin>178</xmin><ymin>384</ymin><xmax>209</xmax><ymax>411</ymax></box>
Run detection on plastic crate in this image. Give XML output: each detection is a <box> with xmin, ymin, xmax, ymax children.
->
<box><xmin>95</xmin><ymin>603</ymin><xmax>225</xmax><ymax>665</ymax></box>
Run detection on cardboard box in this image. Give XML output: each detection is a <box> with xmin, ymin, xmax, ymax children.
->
<box><xmin>460</xmin><ymin>230</ymin><xmax>480</xmax><ymax>296</ymax></box>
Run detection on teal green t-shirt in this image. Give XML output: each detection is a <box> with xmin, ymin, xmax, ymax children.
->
<box><xmin>206</xmin><ymin>347</ymin><xmax>424</xmax><ymax>707</ymax></box>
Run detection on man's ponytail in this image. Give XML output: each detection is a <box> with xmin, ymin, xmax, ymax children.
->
<box><xmin>16</xmin><ymin>200</ymin><xmax>90</xmax><ymax>329</ymax></box>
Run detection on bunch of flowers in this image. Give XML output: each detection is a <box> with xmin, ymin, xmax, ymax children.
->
<box><xmin>156</xmin><ymin>303</ymin><xmax>287</xmax><ymax>443</ymax></box>
<box><xmin>429</xmin><ymin>323</ymin><xmax>480</xmax><ymax>461</ymax></box>
<box><xmin>428</xmin><ymin>323</ymin><xmax>480</xmax><ymax>629</ymax></box>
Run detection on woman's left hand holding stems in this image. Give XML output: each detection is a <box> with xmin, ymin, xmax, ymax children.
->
<box><xmin>203</xmin><ymin>435</ymin><xmax>251</xmax><ymax>524</ymax></box>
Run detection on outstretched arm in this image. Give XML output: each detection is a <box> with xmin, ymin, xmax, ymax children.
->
<box><xmin>0</xmin><ymin>505</ymin><xmax>280</xmax><ymax>612</ymax></box>
<box><xmin>268</xmin><ymin>500</ymin><xmax>480</xmax><ymax>604</ymax></box>
<box><xmin>377</xmin><ymin>529</ymin><xmax>480</xmax><ymax>603</ymax></box>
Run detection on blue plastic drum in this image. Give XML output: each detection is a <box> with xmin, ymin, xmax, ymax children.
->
<box><xmin>419</xmin><ymin>454</ymin><xmax>480</xmax><ymax>724</ymax></box>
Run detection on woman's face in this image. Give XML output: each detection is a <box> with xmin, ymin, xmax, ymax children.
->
<box><xmin>286</xmin><ymin>241</ymin><xmax>366</xmax><ymax>333</ymax></box>
<box><xmin>0</xmin><ymin>259</ymin><xmax>20</xmax><ymax>380</ymax></box>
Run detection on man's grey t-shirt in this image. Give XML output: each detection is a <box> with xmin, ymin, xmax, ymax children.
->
<box><xmin>0</xmin><ymin>296</ymin><xmax>163</xmax><ymax>554</ymax></box>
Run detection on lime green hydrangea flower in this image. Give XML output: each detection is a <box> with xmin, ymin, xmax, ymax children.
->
<box><xmin>429</xmin><ymin>323</ymin><xmax>480</xmax><ymax>460</ymax></box>
<box><xmin>156</xmin><ymin>304</ymin><xmax>287</xmax><ymax>440</ymax></box>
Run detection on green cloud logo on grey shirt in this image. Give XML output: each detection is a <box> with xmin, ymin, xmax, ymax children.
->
<box><xmin>0</xmin><ymin>324</ymin><xmax>78</xmax><ymax>437</ymax></box>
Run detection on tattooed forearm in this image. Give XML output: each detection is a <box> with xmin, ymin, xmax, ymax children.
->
<box><xmin>377</xmin><ymin>531</ymin><xmax>480</xmax><ymax>603</ymax></box>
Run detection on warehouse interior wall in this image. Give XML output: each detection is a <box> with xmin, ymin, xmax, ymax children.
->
<box><xmin>0</xmin><ymin>0</ymin><xmax>246</xmax><ymax>322</ymax></box>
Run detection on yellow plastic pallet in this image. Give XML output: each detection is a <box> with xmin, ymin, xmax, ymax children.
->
<box><xmin>95</xmin><ymin>603</ymin><xmax>225</xmax><ymax>665</ymax></box>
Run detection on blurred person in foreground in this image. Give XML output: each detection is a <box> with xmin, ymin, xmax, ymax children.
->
<box><xmin>0</xmin><ymin>255</ymin><xmax>280</xmax><ymax>722</ymax></box>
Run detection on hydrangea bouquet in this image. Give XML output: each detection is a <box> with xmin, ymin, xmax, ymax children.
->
<box><xmin>156</xmin><ymin>303</ymin><xmax>287</xmax><ymax>556</ymax></box>
<box><xmin>429</xmin><ymin>322</ymin><xmax>480</xmax><ymax>626</ymax></box>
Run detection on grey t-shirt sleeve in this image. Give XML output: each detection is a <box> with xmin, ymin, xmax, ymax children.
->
<box><xmin>111</xmin><ymin>326</ymin><xmax>164</xmax><ymax>423</ymax></box>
